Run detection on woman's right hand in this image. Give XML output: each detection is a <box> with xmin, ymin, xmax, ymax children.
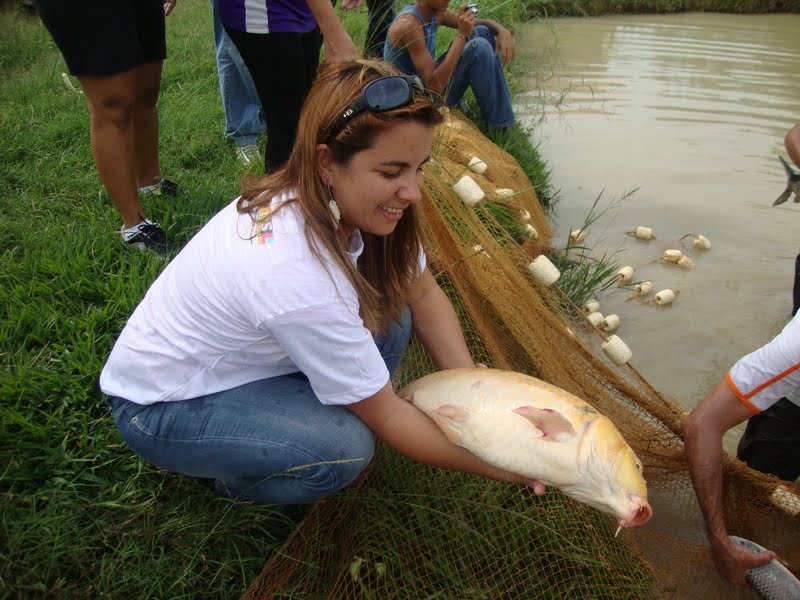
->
<box><xmin>456</xmin><ymin>4</ymin><xmax>476</xmax><ymax>38</ymax></box>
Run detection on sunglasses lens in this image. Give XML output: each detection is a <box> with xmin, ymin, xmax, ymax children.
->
<box><xmin>365</xmin><ymin>77</ymin><xmax>412</xmax><ymax>111</ymax></box>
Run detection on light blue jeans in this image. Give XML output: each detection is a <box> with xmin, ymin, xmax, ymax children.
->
<box><xmin>210</xmin><ymin>0</ymin><xmax>264</xmax><ymax>147</ymax></box>
<box><xmin>438</xmin><ymin>25</ymin><xmax>515</xmax><ymax>129</ymax></box>
<box><xmin>108</xmin><ymin>309</ymin><xmax>412</xmax><ymax>505</ymax></box>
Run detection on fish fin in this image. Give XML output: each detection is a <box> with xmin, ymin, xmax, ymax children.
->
<box><xmin>773</xmin><ymin>188</ymin><xmax>791</xmax><ymax>206</ymax></box>
<box><xmin>434</xmin><ymin>403</ymin><xmax>471</xmax><ymax>423</ymax></box>
<box><xmin>779</xmin><ymin>155</ymin><xmax>792</xmax><ymax>176</ymax></box>
<box><xmin>513</xmin><ymin>406</ymin><xmax>576</xmax><ymax>440</ymax></box>
<box><xmin>428</xmin><ymin>404</ymin><xmax>470</xmax><ymax>446</ymax></box>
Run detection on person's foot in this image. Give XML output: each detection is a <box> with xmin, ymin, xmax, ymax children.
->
<box><xmin>235</xmin><ymin>144</ymin><xmax>261</xmax><ymax>167</ymax></box>
<box><xmin>138</xmin><ymin>179</ymin><xmax>178</xmax><ymax>198</ymax></box>
<box><xmin>121</xmin><ymin>219</ymin><xmax>176</xmax><ymax>255</ymax></box>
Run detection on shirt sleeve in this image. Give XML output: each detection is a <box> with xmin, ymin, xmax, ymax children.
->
<box><xmin>263</xmin><ymin>299</ymin><xmax>390</xmax><ymax>405</ymax></box>
<box><xmin>726</xmin><ymin>313</ymin><xmax>800</xmax><ymax>413</ymax></box>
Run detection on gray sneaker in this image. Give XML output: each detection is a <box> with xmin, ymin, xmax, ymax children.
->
<box><xmin>121</xmin><ymin>220</ymin><xmax>175</xmax><ymax>255</ymax></box>
<box><xmin>236</xmin><ymin>144</ymin><xmax>261</xmax><ymax>166</ymax></box>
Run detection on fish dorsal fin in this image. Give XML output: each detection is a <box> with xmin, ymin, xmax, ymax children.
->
<box><xmin>513</xmin><ymin>406</ymin><xmax>575</xmax><ymax>441</ymax></box>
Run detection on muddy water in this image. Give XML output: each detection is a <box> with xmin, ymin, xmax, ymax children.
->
<box><xmin>516</xmin><ymin>13</ymin><xmax>800</xmax><ymax>453</ymax></box>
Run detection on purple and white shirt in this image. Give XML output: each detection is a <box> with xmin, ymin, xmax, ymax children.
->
<box><xmin>220</xmin><ymin>0</ymin><xmax>316</xmax><ymax>34</ymax></box>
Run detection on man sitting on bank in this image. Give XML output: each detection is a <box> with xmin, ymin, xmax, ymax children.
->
<box><xmin>384</xmin><ymin>0</ymin><xmax>516</xmax><ymax>130</ymax></box>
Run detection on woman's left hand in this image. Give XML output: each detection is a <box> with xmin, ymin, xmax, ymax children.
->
<box><xmin>163</xmin><ymin>0</ymin><xmax>177</xmax><ymax>17</ymax></box>
<box><xmin>495</xmin><ymin>27</ymin><xmax>515</xmax><ymax>67</ymax></box>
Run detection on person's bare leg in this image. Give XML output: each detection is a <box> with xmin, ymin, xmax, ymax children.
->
<box><xmin>133</xmin><ymin>60</ymin><xmax>164</xmax><ymax>189</ymax></box>
<box><xmin>78</xmin><ymin>69</ymin><xmax>146</xmax><ymax>229</ymax></box>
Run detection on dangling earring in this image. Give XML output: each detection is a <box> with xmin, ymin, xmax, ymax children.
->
<box><xmin>327</xmin><ymin>185</ymin><xmax>341</xmax><ymax>228</ymax></box>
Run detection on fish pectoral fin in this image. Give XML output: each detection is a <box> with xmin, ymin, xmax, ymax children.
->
<box><xmin>513</xmin><ymin>406</ymin><xmax>576</xmax><ymax>440</ymax></box>
<box><xmin>434</xmin><ymin>403</ymin><xmax>471</xmax><ymax>423</ymax></box>
<box><xmin>773</xmin><ymin>188</ymin><xmax>791</xmax><ymax>206</ymax></box>
<box><xmin>429</xmin><ymin>404</ymin><xmax>471</xmax><ymax>446</ymax></box>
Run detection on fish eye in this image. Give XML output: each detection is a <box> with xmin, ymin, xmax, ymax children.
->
<box><xmin>635</xmin><ymin>461</ymin><xmax>642</xmax><ymax>472</ymax></box>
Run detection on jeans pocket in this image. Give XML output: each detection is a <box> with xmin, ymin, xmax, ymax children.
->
<box><xmin>115</xmin><ymin>401</ymin><xmax>156</xmax><ymax>438</ymax></box>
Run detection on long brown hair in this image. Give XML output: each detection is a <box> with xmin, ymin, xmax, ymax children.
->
<box><xmin>237</xmin><ymin>60</ymin><xmax>444</xmax><ymax>334</ymax></box>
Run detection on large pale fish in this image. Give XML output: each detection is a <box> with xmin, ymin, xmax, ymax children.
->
<box><xmin>405</xmin><ymin>368</ymin><xmax>653</xmax><ymax>530</ymax></box>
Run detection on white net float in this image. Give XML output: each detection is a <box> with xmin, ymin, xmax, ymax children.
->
<box><xmin>524</xmin><ymin>224</ymin><xmax>538</xmax><ymax>240</ymax></box>
<box><xmin>634</xmin><ymin>281</ymin><xmax>653</xmax><ymax>296</ymax></box>
<box><xmin>693</xmin><ymin>234</ymin><xmax>711</xmax><ymax>250</ymax></box>
<box><xmin>468</xmin><ymin>156</ymin><xmax>488</xmax><ymax>174</ymax></box>
<box><xmin>472</xmin><ymin>244</ymin><xmax>490</xmax><ymax>258</ymax></box>
<box><xmin>676</xmin><ymin>256</ymin><xmax>695</xmax><ymax>270</ymax></box>
<box><xmin>495</xmin><ymin>188</ymin><xmax>514</xmax><ymax>199</ymax></box>
<box><xmin>601</xmin><ymin>314</ymin><xmax>620</xmax><ymax>333</ymax></box>
<box><xmin>517</xmin><ymin>209</ymin><xmax>531</xmax><ymax>223</ymax></box>
<box><xmin>569</xmin><ymin>228</ymin><xmax>586</xmax><ymax>244</ymax></box>
<box><xmin>655</xmin><ymin>289</ymin><xmax>675</xmax><ymax>305</ymax></box>
<box><xmin>586</xmin><ymin>311</ymin><xmax>604</xmax><ymax>327</ymax></box>
<box><xmin>770</xmin><ymin>486</ymin><xmax>800</xmax><ymax>517</ymax></box>
<box><xmin>582</xmin><ymin>300</ymin><xmax>600</xmax><ymax>314</ymax></box>
<box><xmin>453</xmin><ymin>175</ymin><xmax>485</xmax><ymax>206</ymax></box>
<box><xmin>527</xmin><ymin>255</ymin><xmax>561</xmax><ymax>287</ymax></box>
<box><xmin>662</xmin><ymin>249</ymin><xmax>683</xmax><ymax>264</ymax></box>
<box><xmin>634</xmin><ymin>226</ymin><xmax>653</xmax><ymax>240</ymax></box>
<box><xmin>617</xmin><ymin>266</ymin><xmax>634</xmax><ymax>285</ymax></box>
<box><xmin>602</xmin><ymin>335</ymin><xmax>632</xmax><ymax>366</ymax></box>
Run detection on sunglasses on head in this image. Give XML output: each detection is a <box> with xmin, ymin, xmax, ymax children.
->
<box><xmin>325</xmin><ymin>75</ymin><xmax>428</xmax><ymax>142</ymax></box>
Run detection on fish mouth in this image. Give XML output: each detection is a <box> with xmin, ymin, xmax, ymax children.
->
<box><xmin>618</xmin><ymin>496</ymin><xmax>653</xmax><ymax>529</ymax></box>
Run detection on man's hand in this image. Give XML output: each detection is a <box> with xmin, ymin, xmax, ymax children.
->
<box><xmin>495</xmin><ymin>27</ymin><xmax>515</xmax><ymax>67</ymax></box>
<box><xmin>456</xmin><ymin>4</ymin><xmax>476</xmax><ymax>38</ymax></box>
<box><xmin>163</xmin><ymin>0</ymin><xmax>176</xmax><ymax>16</ymax></box>
<box><xmin>710</xmin><ymin>537</ymin><xmax>775</xmax><ymax>586</ymax></box>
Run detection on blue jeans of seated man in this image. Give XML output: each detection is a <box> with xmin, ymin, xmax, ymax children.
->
<box><xmin>211</xmin><ymin>0</ymin><xmax>264</xmax><ymax>147</ymax></box>
<box><xmin>108</xmin><ymin>308</ymin><xmax>412</xmax><ymax>505</ymax></box>
<box><xmin>436</xmin><ymin>25</ymin><xmax>515</xmax><ymax>129</ymax></box>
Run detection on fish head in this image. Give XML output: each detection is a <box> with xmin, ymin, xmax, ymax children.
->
<box><xmin>575</xmin><ymin>415</ymin><xmax>652</xmax><ymax>529</ymax></box>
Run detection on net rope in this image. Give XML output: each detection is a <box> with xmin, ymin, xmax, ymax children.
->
<box><xmin>243</xmin><ymin>112</ymin><xmax>799</xmax><ymax>600</ymax></box>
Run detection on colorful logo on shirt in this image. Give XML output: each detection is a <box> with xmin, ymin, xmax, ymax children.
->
<box><xmin>252</xmin><ymin>206</ymin><xmax>275</xmax><ymax>245</ymax></box>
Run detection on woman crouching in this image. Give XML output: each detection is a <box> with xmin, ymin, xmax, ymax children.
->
<box><xmin>100</xmin><ymin>60</ymin><xmax>544</xmax><ymax>505</ymax></box>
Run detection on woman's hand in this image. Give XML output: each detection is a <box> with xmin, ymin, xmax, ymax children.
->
<box><xmin>323</xmin><ymin>30</ymin><xmax>358</xmax><ymax>63</ymax></box>
<box><xmin>163</xmin><ymin>0</ymin><xmax>176</xmax><ymax>16</ymax></box>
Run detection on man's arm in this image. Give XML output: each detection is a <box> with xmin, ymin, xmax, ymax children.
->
<box><xmin>681</xmin><ymin>379</ymin><xmax>775</xmax><ymax>585</ymax></box>
<box><xmin>439</xmin><ymin>8</ymin><xmax>515</xmax><ymax>67</ymax></box>
<box><xmin>387</xmin><ymin>7</ymin><xmax>474</xmax><ymax>95</ymax></box>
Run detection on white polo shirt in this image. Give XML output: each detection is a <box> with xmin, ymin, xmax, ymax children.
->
<box><xmin>99</xmin><ymin>192</ymin><xmax>415</xmax><ymax>406</ymax></box>
<box><xmin>725</xmin><ymin>312</ymin><xmax>800</xmax><ymax>414</ymax></box>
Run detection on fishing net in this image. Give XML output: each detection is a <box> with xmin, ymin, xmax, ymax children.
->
<box><xmin>243</xmin><ymin>111</ymin><xmax>799</xmax><ymax>600</ymax></box>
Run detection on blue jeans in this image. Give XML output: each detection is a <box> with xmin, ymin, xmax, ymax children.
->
<box><xmin>210</xmin><ymin>0</ymin><xmax>264</xmax><ymax>147</ymax></box>
<box><xmin>108</xmin><ymin>309</ymin><xmax>412</xmax><ymax>505</ymax></box>
<box><xmin>437</xmin><ymin>25</ymin><xmax>515</xmax><ymax>129</ymax></box>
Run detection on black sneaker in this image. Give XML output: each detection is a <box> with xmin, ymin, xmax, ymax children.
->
<box><xmin>121</xmin><ymin>220</ymin><xmax>175</xmax><ymax>255</ymax></box>
<box><xmin>154</xmin><ymin>179</ymin><xmax>178</xmax><ymax>198</ymax></box>
<box><xmin>139</xmin><ymin>179</ymin><xmax>178</xmax><ymax>198</ymax></box>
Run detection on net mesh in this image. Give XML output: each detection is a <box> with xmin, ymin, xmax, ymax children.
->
<box><xmin>243</xmin><ymin>112</ymin><xmax>799</xmax><ymax>600</ymax></box>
